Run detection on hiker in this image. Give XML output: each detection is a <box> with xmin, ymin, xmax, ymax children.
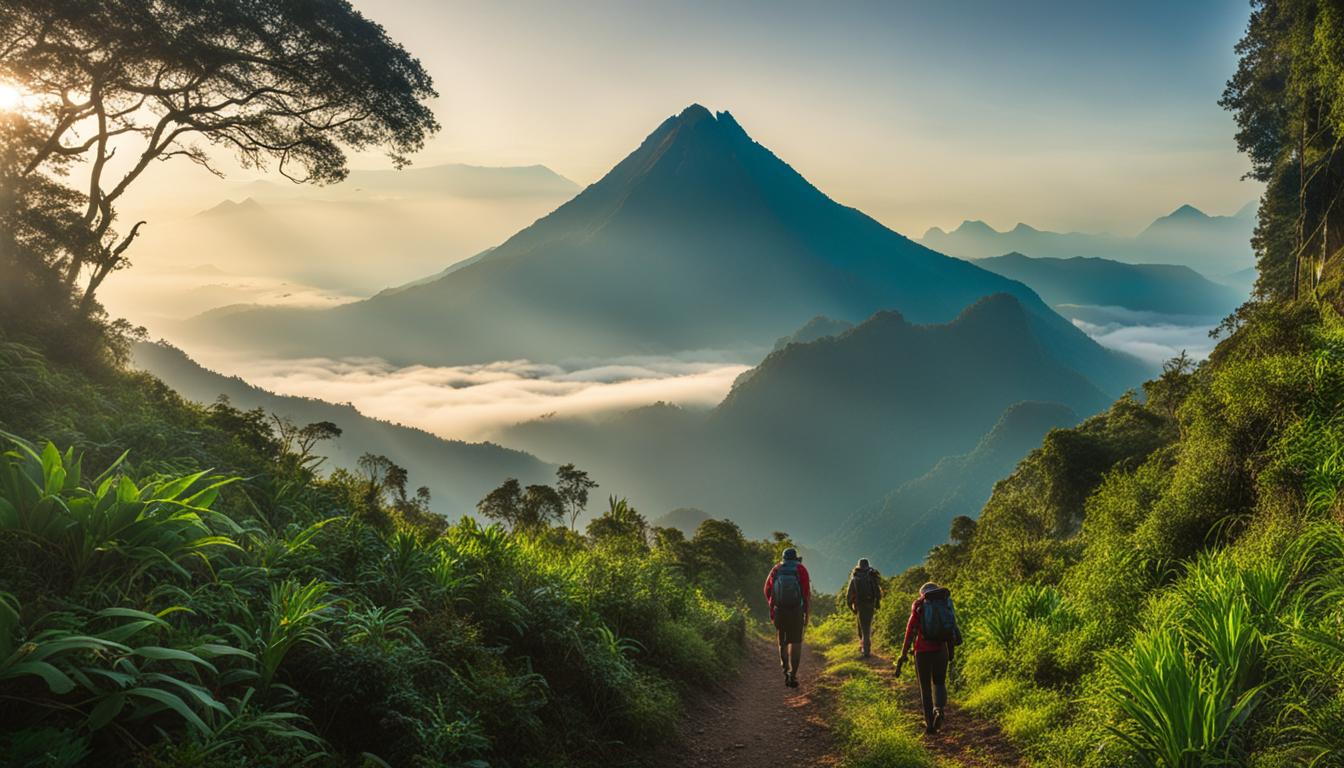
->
<box><xmin>897</xmin><ymin>581</ymin><xmax>962</xmax><ymax>735</ymax></box>
<box><xmin>846</xmin><ymin>558</ymin><xmax>882</xmax><ymax>657</ymax></box>
<box><xmin>763</xmin><ymin>547</ymin><xmax>811</xmax><ymax>688</ymax></box>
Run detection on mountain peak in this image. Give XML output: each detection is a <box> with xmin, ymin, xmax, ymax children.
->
<box><xmin>951</xmin><ymin>292</ymin><xmax>1029</xmax><ymax>328</ymax></box>
<box><xmin>197</xmin><ymin>197</ymin><xmax>263</xmax><ymax>217</ymax></box>
<box><xmin>1167</xmin><ymin>203</ymin><xmax>1208</xmax><ymax>220</ymax></box>
<box><xmin>954</xmin><ymin>219</ymin><xmax>998</xmax><ymax>236</ymax></box>
<box><xmin>676</xmin><ymin>103</ymin><xmax>714</xmax><ymax>124</ymax></box>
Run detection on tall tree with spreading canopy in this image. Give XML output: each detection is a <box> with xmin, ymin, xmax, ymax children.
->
<box><xmin>1222</xmin><ymin>0</ymin><xmax>1344</xmax><ymax>302</ymax></box>
<box><xmin>0</xmin><ymin>0</ymin><xmax>439</xmax><ymax>315</ymax></box>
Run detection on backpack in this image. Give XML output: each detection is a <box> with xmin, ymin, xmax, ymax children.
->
<box><xmin>772</xmin><ymin>561</ymin><xmax>803</xmax><ymax>611</ymax></box>
<box><xmin>920</xmin><ymin>594</ymin><xmax>960</xmax><ymax>643</ymax></box>
<box><xmin>851</xmin><ymin>569</ymin><xmax>876</xmax><ymax>606</ymax></box>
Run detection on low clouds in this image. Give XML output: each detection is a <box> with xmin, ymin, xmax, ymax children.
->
<box><xmin>195</xmin><ymin>353</ymin><xmax>750</xmax><ymax>441</ymax></box>
<box><xmin>1072</xmin><ymin>317</ymin><xmax>1218</xmax><ymax>366</ymax></box>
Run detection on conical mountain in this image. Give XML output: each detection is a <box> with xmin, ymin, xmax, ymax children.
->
<box><xmin>182</xmin><ymin>105</ymin><xmax>1144</xmax><ymax>390</ymax></box>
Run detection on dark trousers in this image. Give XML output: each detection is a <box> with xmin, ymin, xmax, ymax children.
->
<box><xmin>855</xmin><ymin>603</ymin><xmax>875</xmax><ymax>654</ymax></box>
<box><xmin>915</xmin><ymin>647</ymin><xmax>948</xmax><ymax>727</ymax></box>
<box><xmin>774</xmin><ymin>608</ymin><xmax>804</xmax><ymax>673</ymax></box>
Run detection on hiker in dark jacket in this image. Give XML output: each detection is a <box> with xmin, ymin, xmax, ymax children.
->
<box><xmin>763</xmin><ymin>547</ymin><xmax>811</xmax><ymax>688</ymax></box>
<box><xmin>846</xmin><ymin>558</ymin><xmax>882</xmax><ymax>657</ymax></box>
<box><xmin>899</xmin><ymin>582</ymin><xmax>963</xmax><ymax>734</ymax></box>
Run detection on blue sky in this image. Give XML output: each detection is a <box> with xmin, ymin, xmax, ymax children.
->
<box><xmin>336</xmin><ymin>2</ymin><xmax>1261</xmax><ymax>235</ymax></box>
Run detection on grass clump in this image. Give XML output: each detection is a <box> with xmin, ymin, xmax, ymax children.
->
<box><xmin>813</xmin><ymin>614</ymin><xmax>936</xmax><ymax>768</ymax></box>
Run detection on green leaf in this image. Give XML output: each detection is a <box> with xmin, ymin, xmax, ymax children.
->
<box><xmin>131</xmin><ymin>646</ymin><xmax>216</xmax><ymax>671</ymax></box>
<box><xmin>87</xmin><ymin>692</ymin><xmax>127</xmax><ymax>730</ymax></box>
<box><xmin>126</xmin><ymin>686</ymin><xmax>211</xmax><ymax>735</ymax></box>
<box><xmin>97</xmin><ymin>607</ymin><xmax>170</xmax><ymax>625</ymax></box>
<box><xmin>192</xmin><ymin>643</ymin><xmax>255</xmax><ymax>661</ymax></box>
<box><xmin>4</xmin><ymin>660</ymin><xmax>76</xmax><ymax>694</ymax></box>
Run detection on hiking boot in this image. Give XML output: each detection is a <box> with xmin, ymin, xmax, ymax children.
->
<box><xmin>787</xmin><ymin>672</ymin><xmax>799</xmax><ymax>688</ymax></box>
<box><xmin>932</xmin><ymin>708</ymin><xmax>945</xmax><ymax>732</ymax></box>
<box><xmin>783</xmin><ymin>669</ymin><xmax>791</xmax><ymax>687</ymax></box>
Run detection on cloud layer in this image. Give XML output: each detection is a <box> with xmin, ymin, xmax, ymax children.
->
<box><xmin>1073</xmin><ymin>315</ymin><xmax>1218</xmax><ymax>366</ymax></box>
<box><xmin>196</xmin><ymin>353</ymin><xmax>750</xmax><ymax>441</ymax></box>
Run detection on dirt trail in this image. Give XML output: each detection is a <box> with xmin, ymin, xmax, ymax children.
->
<box><xmin>863</xmin><ymin>651</ymin><xmax>1024</xmax><ymax>768</ymax></box>
<box><xmin>653</xmin><ymin>634</ymin><xmax>841</xmax><ymax>767</ymax></box>
<box><xmin>654</xmin><ymin>635</ymin><xmax>1022</xmax><ymax>768</ymax></box>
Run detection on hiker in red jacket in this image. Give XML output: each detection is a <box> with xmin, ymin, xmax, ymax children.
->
<box><xmin>898</xmin><ymin>582</ymin><xmax>963</xmax><ymax>734</ymax></box>
<box><xmin>763</xmin><ymin>547</ymin><xmax>811</xmax><ymax>688</ymax></box>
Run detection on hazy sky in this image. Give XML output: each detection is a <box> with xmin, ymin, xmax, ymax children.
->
<box><xmin>311</xmin><ymin>0</ymin><xmax>1258</xmax><ymax>237</ymax></box>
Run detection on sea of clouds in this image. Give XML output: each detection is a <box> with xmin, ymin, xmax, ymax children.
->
<box><xmin>193</xmin><ymin>352</ymin><xmax>752</xmax><ymax>442</ymax></box>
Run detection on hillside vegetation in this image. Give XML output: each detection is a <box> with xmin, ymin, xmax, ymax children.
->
<box><xmin>869</xmin><ymin>299</ymin><xmax>1344</xmax><ymax>767</ymax></box>
<box><xmin>0</xmin><ymin>330</ymin><xmax>791</xmax><ymax>767</ymax></box>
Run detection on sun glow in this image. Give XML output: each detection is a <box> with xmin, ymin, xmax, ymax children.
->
<box><xmin>0</xmin><ymin>84</ymin><xmax>23</xmax><ymax>111</ymax></box>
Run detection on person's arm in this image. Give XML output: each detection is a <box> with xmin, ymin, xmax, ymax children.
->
<box><xmin>763</xmin><ymin>567</ymin><xmax>775</xmax><ymax>605</ymax></box>
<box><xmin>874</xmin><ymin>574</ymin><xmax>883</xmax><ymax>609</ymax></box>
<box><xmin>846</xmin><ymin>577</ymin><xmax>857</xmax><ymax>612</ymax></box>
<box><xmin>900</xmin><ymin>601</ymin><xmax>919</xmax><ymax>659</ymax></box>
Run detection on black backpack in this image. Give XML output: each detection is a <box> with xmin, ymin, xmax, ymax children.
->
<box><xmin>773</xmin><ymin>561</ymin><xmax>803</xmax><ymax>611</ymax></box>
<box><xmin>851</xmin><ymin>569</ymin><xmax>877</xmax><ymax>605</ymax></box>
<box><xmin>920</xmin><ymin>594</ymin><xmax>960</xmax><ymax>643</ymax></box>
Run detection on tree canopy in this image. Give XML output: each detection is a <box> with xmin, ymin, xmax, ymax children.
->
<box><xmin>0</xmin><ymin>0</ymin><xmax>439</xmax><ymax>316</ymax></box>
<box><xmin>1222</xmin><ymin>0</ymin><xmax>1344</xmax><ymax>301</ymax></box>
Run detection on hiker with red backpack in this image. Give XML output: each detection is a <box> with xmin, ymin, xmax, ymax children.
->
<box><xmin>846</xmin><ymin>558</ymin><xmax>882</xmax><ymax>657</ymax></box>
<box><xmin>897</xmin><ymin>582</ymin><xmax>963</xmax><ymax>734</ymax></box>
<box><xmin>763</xmin><ymin>547</ymin><xmax>811</xmax><ymax>688</ymax></box>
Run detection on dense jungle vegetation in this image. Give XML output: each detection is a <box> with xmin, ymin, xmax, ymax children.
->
<box><xmin>859</xmin><ymin>5</ymin><xmax>1344</xmax><ymax>765</ymax></box>
<box><xmin>0</xmin><ymin>325</ymin><xmax>798</xmax><ymax>767</ymax></box>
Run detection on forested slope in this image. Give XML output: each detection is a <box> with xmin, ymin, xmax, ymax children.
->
<box><xmin>0</xmin><ymin>329</ymin><xmax>786</xmax><ymax>766</ymax></box>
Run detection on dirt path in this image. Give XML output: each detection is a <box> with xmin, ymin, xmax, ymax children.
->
<box><xmin>653</xmin><ymin>634</ymin><xmax>840</xmax><ymax>767</ymax></box>
<box><xmin>862</xmin><ymin>651</ymin><xmax>1024</xmax><ymax>768</ymax></box>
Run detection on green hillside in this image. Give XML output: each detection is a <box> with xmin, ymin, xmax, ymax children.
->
<box><xmin>0</xmin><ymin>326</ymin><xmax>794</xmax><ymax>766</ymax></box>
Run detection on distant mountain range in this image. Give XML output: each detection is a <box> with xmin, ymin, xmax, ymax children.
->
<box><xmin>975</xmin><ymin>252</ymin><xmax>1246</xmax><ymax>318</ymax></box>
<box><xmin>99</xmin><ymin>164</ymin><xmax>579</xmax><ymax>329</ymax></box>
<box><xmin>818</xmin><ymin>400</ymin><xmax>1078</xmax><ymax>577</ymax></box>
<box><xmin>919</xmin><ymin>203</ymin><xmax>1257</xmax><ymax>277</ymax></box>
<box><xmin>131</xmin><ymin>342</ymin><xmax>553</xmax><ymax>516</ymax></box>
<box><xmin>502</xmin><ymin>294</ymin><xmax>1112</xmax><ymax>570</ymax></box>
<box><xmin>176</xmin><ymin>104</ymin><xmax>1145</xmax><ymax>394</ymax></box>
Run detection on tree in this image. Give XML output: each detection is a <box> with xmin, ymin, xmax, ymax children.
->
<box><xmin>555</xmin><ymin>463</ymin><xmax>597</xmax><ymax>530</ymax></box>
<box><xmin>1221</xmin><ymin>0</ymin><xmax>1344</xmax><ymax>301</ymax></box>
<box><xmin>0</xmin><ymin>0</ymin><xmax>439</xmax><ymax>314</ymax></box>
<box><xmin>586</xmin><ymin>496</ymin><xmax>648</xmax><ymax>548</ymax></box>
<box><xmin>520</xmin><ymin>484</ymin><xmax>564</xmax><ymax>532</ymax></box>
<box><xmin>477</xmin><ymin>478</ymin><xmax>524</xmax><ymax>530</ymax></box>
<box><xmin>357</xmin><ymin>453</ymin><xmax>408</xmax><ymax>510</ymax></box>
<box><xmin>1142</xmin><ymin>351</ymin><xmax>1196</xmax><ymax>420</ymax></box>
<box><xmin>271</xmin><ymin>415</ymin><xmax>342</xmax><ymax>472</ymax></box>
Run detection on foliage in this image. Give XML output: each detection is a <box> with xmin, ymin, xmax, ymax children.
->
<box><xmin>908</xmin><ymin>297</ymin><xmax>1344</xmax><ymax>767</ymax></box>
<box><xmin>0</xmin><ymin>0</ymin><xmax>439</xmax><ymax>315</ymax></box>
<box><xmin>0</xmin><ymin>337</ymin><xmax>750</xmax><ymax>766</ymax></box>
